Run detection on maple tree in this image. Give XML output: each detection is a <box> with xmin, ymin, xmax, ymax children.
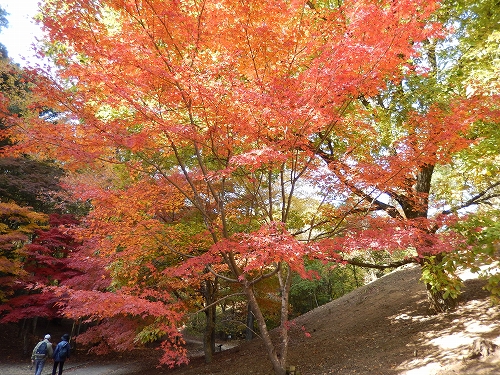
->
<box><xmin>0</xmin><ymin>19</ymin><xmax>53</xmax><ymax>318</ymax></box>
<box><xmin>11</xmin><ymin>0</ymin><xmax>483</xmax><ymax>373</ymax></box>
<box><xmin>0</xmin><ymin>157</ymin><xmax>67</xmax><ymax>212</ymax></box>
<box><xmin>0</xmin><ymin>213</ymin><xmax>86</xmax><ymax>353</ymax></box>
<box><xmin>0</xmin><ymin>33</ymin><xmax>42</xmax><ymax>303</ymax></box>
<box><xmin>60</xmin><ymin>174</ymin><xmax>206</xmax><ymax>364</ymax></box>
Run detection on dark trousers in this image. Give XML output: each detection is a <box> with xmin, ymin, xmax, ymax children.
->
<box><xmin>52</xmin><ymin>360</ymin><xmax>65</xmax><ymax>375</ymax></box>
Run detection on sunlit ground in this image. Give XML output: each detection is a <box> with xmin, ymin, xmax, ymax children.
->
<box><xmin>395</xmin><ymin>267</ymin><xmax>500</xmax><ymax>375</ymax></box>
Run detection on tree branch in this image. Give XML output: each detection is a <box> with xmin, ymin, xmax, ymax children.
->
<box><xmin>249</xmin><ymin>263</ymin><xmax>281</xmax><ymax>286</ymax></box>
<box><xmin>344</xmin><ymin>257</ymin><xmax>417</xmax><ymax>270</ymax></box>
<box><xmin>314</xmin><ymin>147</ymin><xmax>403</xmax><ymax>219</ymax></box>
<box><xmin>442</xmin><ymin>181</ymin><xmax>500</xmax><ymax>214</ymax></box>
<box><xmin>206</xmin><ymin>264</ymin><xmax>239</xmax><ymax>283</ymax></box>
<box><xmin>190</xmin><ymin>292</ymin><xmax>246</xmax><ymax>315</ymax></box>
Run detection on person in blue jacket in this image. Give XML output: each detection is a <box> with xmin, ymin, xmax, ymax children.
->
<box><xmin>51</xmin><ymin>334</ymin><xmax>71</xmax><ymax>375</ymax></box>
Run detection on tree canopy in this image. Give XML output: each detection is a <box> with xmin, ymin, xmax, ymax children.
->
<box><xmin>4</xmin><ymin>0</ymin><xmax>499</xmax><ymax>374</ymax></box>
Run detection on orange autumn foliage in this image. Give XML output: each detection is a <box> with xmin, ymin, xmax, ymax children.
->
<box><xmin>13</xmin><ymin>0</ymin><xmax>457</xmax><ymax>373</ymax></box>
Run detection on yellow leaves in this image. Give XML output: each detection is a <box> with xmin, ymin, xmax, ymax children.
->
<box><xmin>0</xmin><ymin>202</ymin><xmax>46</xmax><ymax>301</ymax></box>
<box><xmin>0</xmin><ymin>256</ymin><xmax>25</xmax><ymax>276</ymax></box>
<box><xmin>0</xmin><ymin>202</ymin><xmax>48</xmax><ymax>233</ymax></box>
<box><xmin>463</xmin><ymin>29</ymin><xmax>500</xmax><ymax>96</ymax></box>
<box><xmin>100</xmin><ymin>5</ymin><xmax>122</xmax><ymax>36</ymax></box>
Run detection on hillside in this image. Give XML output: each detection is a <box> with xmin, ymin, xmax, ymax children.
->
<box><xmin>3</xmin><ymin>264</ymin><xmax>500</xmax><ymax>375</ymax></box>
<box><xmin>141</xmin><ymin>264</ymin><xmax>500</xmax><ymax>375</ymax></box>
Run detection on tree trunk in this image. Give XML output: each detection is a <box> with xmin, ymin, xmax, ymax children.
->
<box><xmin>203</xmin><ymin>304</ymin><xmax>216</xmax><ymax>363</ymax></box>
<box><xmin>425</xmin><ymin>283</ymin><xmax>458</xmax><ymax>313</ymax></box>
<box><xmin>70</xmin><ymin>318</ymin><xmax>81</xmax><ymax>351</ymax></box>
<box><xmin>245</xmin><ymin>304</ymin><xmax>255</xmax><ymax>341</ymax></box>
<box><xmin>278</xmin><ymin>265</ymin><xmax>292</xmax><ymax>370</ymax></box>
<box><xmin>19</xmin><ymin>317</ymin><xmax>39</xmax><ymax>358</ymax></box>
<box><xmin>32</xmin><ymin>316</ymin><xmax>38</xmax><ymax>336</ymax></box>
<box><xmin>244</xmin><ymin>283</ymin><xmax>287</xmax><ymax>375</ymax></box>
<box><xmin>19</xmin><ymin>319</ymin><xmax>31</xmax><ymax>357</ymax></box>
<box><xmin>420</xmin><ymin>254</ymin><xmax>458</xmax><ymax>313</ymax></box>
<box><xmin>68</xmin><ymin>318</ymin><xmax>81</xmax><ymax>352</ymax></box>
<box><xmin>202</xmin><ymin>278</ymin><xmax>217</xmax><ymax>363</ymax></box>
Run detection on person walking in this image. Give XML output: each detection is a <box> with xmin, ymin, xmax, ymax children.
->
<box><xmin>52</xmin><ymin>334</ymin><xmax>71</xmax><ymax>375</ymax></box>
<box><xmin>31</xmin><ymin>334</ymin><xmax>54</xmax><ymax>375</ymax></box>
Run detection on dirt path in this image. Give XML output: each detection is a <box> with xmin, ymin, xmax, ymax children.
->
<box><xmin>0</xmin><ymin>359</ymin><xmax>147</xmax><ymax>375</ymax></box>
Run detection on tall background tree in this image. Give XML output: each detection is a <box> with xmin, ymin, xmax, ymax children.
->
<box><xmin>304</xmin><ymin>0</ymin><xmax>500</xmax><ymax>312</ymax></box>
<box><xmin>0</xmin><ymin>5</ymin><xmax>87</xmax><ymax>356</ymax></box>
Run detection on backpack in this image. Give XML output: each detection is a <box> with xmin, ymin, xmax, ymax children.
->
<box><xmin>58</xmin><ymin>342</ymin><xmax>69</xmax><ymax>360</ymax></box>
<box><xmin>35</xmin><ymin>341</ymin><xmax>48</xmax><ymax>357</ymax></box>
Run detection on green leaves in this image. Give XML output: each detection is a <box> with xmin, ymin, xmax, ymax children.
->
<box><xmin>420</xmin><ymin>254</ymin><xmax>462</xmax><ymax>302</ymax></box>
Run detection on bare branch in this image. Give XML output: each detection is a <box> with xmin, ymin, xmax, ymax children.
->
<box><xmin>249</xmin><ymin>263</ymin><xmax>281</xmax><ymax>286</ymax></box>
<box><xmin>314</xmin><ymin>148</ymin><xmax>403</xmax><ymax>219</ymax></box>
<box><xmin>206</xmin><ymin>264</ymin><xmax>239</xmax><ymax>283</ymax></box>
<box><xmin>344</xmin><ymin>257</ymin><xmax>417</xmax><ymax>270</ymax></box>
<box><xmin>190</xmin><ymin>292</ymin><xmax>246</xmax><ymax>315</ymax></box>
<box><xmin>442</xmin><ymin>181</ymin><xmax>500</xmax><ymax>215</ymax></box>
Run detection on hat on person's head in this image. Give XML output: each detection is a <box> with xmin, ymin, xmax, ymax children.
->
<box><xmin>61</xmin><ymin>334</ymin><xmax>70</xmax><ymax>341</ymax></box>
<box><xmin>44</xmin><ymin>334</ymin><xmax>51</xmax><ymax>340</ymax></box>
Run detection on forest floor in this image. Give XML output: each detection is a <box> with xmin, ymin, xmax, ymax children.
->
<box><xmin>3</xmin><ymin>264</ymin><xmax>500</xmax><ymax>375</ymax></box>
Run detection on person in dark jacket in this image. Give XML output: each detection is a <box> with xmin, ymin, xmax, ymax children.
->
<box><xmin>51</xmin><ymin>334</ymin><xmax>71</xmax><ymax>375</ymax></box>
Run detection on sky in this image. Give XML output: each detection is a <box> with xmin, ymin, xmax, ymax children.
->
<box><xmin>0</xmin><ymin>0</ymin><xmax>41</xmax><ymax>65</ymax></box>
